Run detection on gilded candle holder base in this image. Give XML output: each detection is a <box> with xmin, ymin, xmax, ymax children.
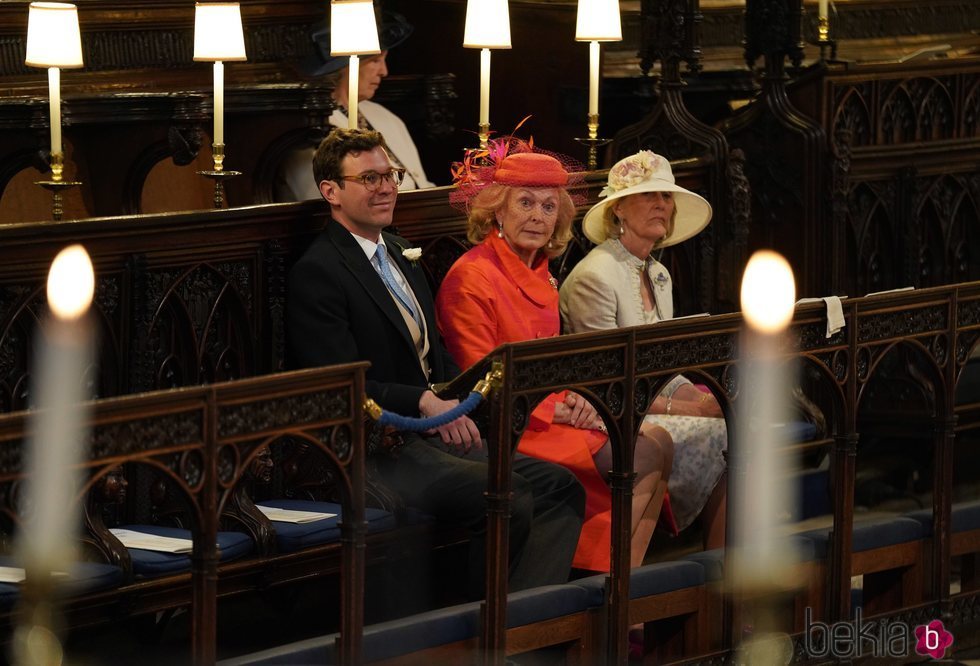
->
<box><xmin>196</xmin><ymin>169</ymin><xmax>241</xmax><ymax>210</ymax></box>
<box><xmin>197</xmin><ymin>143</ymin><xmax>241</xmax><ymax>209</ymax></box>
<box><xmin>34</xmin><ymin>179</ymin><xmax>82</xmax><ymax>222</ymax></box>
<box><xmin>575</xmin><ymin>115</ymin><xmax>611</xmax><ymax>171</ymax></box>
<box><xmin>477</xmin><ymin>122</ymin><xmax>490</xmax><ymax>150</ymax></box>
<box><xmin>816</xmin><ymin>16</ymin><xmax>838</xmax><ymax>61</ymax></box>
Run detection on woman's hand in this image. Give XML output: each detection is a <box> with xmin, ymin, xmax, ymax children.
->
<box><xmin>649</xmin><ymin>390</ymin><xmax>723</xmax><ymax>418</ymax></box>
<box><xmin>554</xmin><ymin>392</ymin><xmax>605</xmax><ymax>431</ymax></box>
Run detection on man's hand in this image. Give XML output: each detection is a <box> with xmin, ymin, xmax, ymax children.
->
<box><xmin>419</xmin><ymin>390</ymin><xmax>482</xmax><ymax>452</ymax></box>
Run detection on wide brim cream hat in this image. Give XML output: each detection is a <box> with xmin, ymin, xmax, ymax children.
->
<box><xmin>582</xmin><ymin>150</ymin><xmax>712</xmax><ymax>247</ymax></box>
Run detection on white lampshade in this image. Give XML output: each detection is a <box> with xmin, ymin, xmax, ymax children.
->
<box><xmin>193</xmin><ymin>2</ymin><xmax>247</xmax><ymax>62</ymax></box>
<box><xmin>330</xmin><ymin>0</ymin><xmax>381</xmax><ymax>56</ymax></box>
<box><xmin>463</xmin><ymin>0</ymin><xmax>512</xmax><ymax>49</ymax></box>
<box><xmin>25</xmin><ymin>2</ymin><xmax>83</xmax><ymax>69</ymax></box>
<box><xmin>576</xmin><ymin>0</ymin><xmax>622</xmax><ymax>42</ymax></box>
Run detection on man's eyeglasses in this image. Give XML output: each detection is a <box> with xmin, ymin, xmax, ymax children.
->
<box><xmin>340</xmin><ymin>168</ymin><xmax>406</xmax><ymax>191</ymax></box>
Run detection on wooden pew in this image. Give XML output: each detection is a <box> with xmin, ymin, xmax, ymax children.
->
<box><xmin>0</xmin><ymin>363</ymin><xmax>367</xmax><ymax>664</ymax></box>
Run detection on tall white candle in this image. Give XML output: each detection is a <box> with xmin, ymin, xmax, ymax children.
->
<box><xmin>21</xmin><ymin>244</ymin><xmax>94</xmax><ymax>573</ymax></box>
<box><xmin>48</xmin><ymin>66</ymin><xmax>61</xmax><ymax>156</ymax></box>
<box><xmin>588</xmin><ymin>41</ymin><xmax>600</xmax><ymax>117</ymax></box>
<box><xmin>819</xmin><ymin>0</ymin><xmax>828</xmax><ymax>22</ymax></box>
<box><xmin>479</xmin><ymin>48</ymin><xmax>490</xmax><ymax>127</ymax></box>
<box><xmin>213</xmin><ymin>61</ymin><xmax>224</xmax><ymax>145</ymax></box>
<box><xmin>734</xmin><ymin>251</ymin><xmax>797</xmax><ymax>586</ymax></box>
<box><xmin>348</xmin><ymin>55</ymin><xmax>359</xmax><ymax>130</ymax></box>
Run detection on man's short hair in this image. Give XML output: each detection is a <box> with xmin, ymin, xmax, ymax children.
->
<box><xmin>312</xmin><ymin>128</ymin><xmax>389</xmax><ymax>188</ymax></box>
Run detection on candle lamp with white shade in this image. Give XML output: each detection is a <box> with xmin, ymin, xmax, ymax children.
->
<box><xmin>25</xmin><ymin>2</ymin><xmax>84</xmax><ymax>221</ymax></box>
<box><xmin>194</xmin><ymin>2</ymin><xmax>247</xmax><ymax>208</ymax></box>
<box><xmin>463</xmin><ymin>0</ymin><xmax>511</xmax><ymax>149</ymax></box>
<box><xmin>575</xmin><ymin>0</ymin><xmax>621</xmax><ymax>170</ymax></box>
<box><xmin>14</xmin><ymin>244</ymin><xmax>95</xmax><ymax>666</ymax></box>
<box><xmin>330</xmin><ymin>0</ymin><xmax>381</xmax><ymax>131</ymax></box>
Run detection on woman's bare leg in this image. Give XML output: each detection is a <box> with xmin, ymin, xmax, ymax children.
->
<box><xmin>701</xmin><ymin>473</ymin><xmax>727</xmax><ymax>550</ymax></box>
<box><xmin>628</xmin><ymin>426</ymin><xmax>673</xmax><ymax>567</ymax></box>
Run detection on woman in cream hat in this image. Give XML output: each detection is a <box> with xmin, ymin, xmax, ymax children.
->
<box><xmin>560</xmin><ymin>150</ymin><xmax>728</xmax><ymax>550</ymax></box>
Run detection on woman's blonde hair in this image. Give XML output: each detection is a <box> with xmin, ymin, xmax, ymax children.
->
<box><xmin>605</xmin><ymin>196</ymin><xmax>677</xmax><ymax>248</ymax></box>
<box><xmin>466</xmin><ymin>184</ymin><xmax>576</xmax><ymax>259</ymax></box>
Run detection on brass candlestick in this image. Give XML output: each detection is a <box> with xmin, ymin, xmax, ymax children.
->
<box><xmin>816</xmin><ymin>15</ymin><xmax>838</xmax><ymax>61</ymax></box>
<box><xmin>478</xmin><ymin>122</ymin><xmax>490</xmax><ymax>150</ymax></box>
<box><xmin>197</xmin><ymin>142</ymin><xmax>241</xmax><ymax>210</ymax></box>
<box><xmin>575</xmin><ymin>113</ymin><xmax>611</xmax><ymax>171</ymax></box>
<box><xmin>34</xmin><ymin>153</ymin><xmax>82</xmax><ymax>222</ymax></box>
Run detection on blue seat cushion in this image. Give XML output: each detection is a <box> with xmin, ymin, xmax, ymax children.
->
<box><xmin>117</xmin><ymin>525</ymin><xmax>254</xmax><ymax>577</ymax></box>
<box><xmin>794</xmin><ymin>468</ymin><xmax>831</xmax><ymax>521</ymax></box>
<box><xmin>680</xmin><ymin>536</ymin><xmax>817</xmax><ymax>582</ymax></box>
<box><xmin>0</xmin><ymin>583</ymin><xmax>18</xmax><ymax>610</ymax></box>
<box><xmin>796</xmin><ymin>517</ymin><xmax>924</xmax><ymax>558</ymax></box>
<box><xmin>776</xmin><ymin>420</ymin><xmax>818</xmax><ymax>443</ymax></box>
<box><xmin>63</xmin><ymin>560</ymin><xmax>126</xmax><ymax>594</ymax></box>
<box><xmin>0</xmin><ymin>556</ymin><xmax>124</xmax><ymax>609</ymax></box>
<box><xmin>256</xmin><ymin>500</ymin><xmax>396</xmax><ymax>552</ymax></box>
<box><xmin>501</xmin><ymin>584</ymin><xmax>592</xmax><ymax>628</ymax></box>
<box><xmin>218</xmin><ymin>602</ymin><xmax>480</xmax><ymax>665</ymax></box>
<box><xmin>904</xmin><ymin>500</ymin><xmax>980</xmax><ymax>536</ymax></box>
<box><xmin>218</xmin><ymin>584</ymin><xmax>594</xmax><ymax>665</ymax></box>
<box><xmin>572</xmin><ymin>560</ymin><xmax>704</xmax><ymax>606</ymax></box>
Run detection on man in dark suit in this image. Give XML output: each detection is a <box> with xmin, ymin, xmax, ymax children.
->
<box><xmin>288</xmin><ymin>128</ymin><xmax>584</xmax><ymax>592</ymax></box>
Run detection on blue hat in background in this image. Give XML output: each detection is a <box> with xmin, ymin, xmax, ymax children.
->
<box><xmin>302</xmin><ymin>9</ymin><xmax>413</xmax><ymax>77</ymax></box>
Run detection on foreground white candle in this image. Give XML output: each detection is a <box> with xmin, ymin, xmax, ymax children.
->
<box><xmin>48</xmin><ymin>67</ymin><xmax>62</xmax><ymax>156</ymax></box>
<box><xmin>213</xmin><ymin>61</ymin><xmax>224</xmax><ymax>145</ymax></box>
<box><xmin>21</xmin><ymin>244</ymin><xmax>94</xmax><ymax>573</ymax></box>
<box><xmin>588</xmin><ymin>41</ymin><xmax>600</xmax><ymax>117</ymax></box>
<box><xmin>819</xmin><ymin>0</ymin><xmax>828</xmax><ymax>22</ymax></box>
<box><xmin>348</xmin><ymin>55</ymin><xmax>359</xmax><ymax>130</ymax></box>
<box><xmin>734</xmin><ymin>251</ymin><xmax>797</xmax><ymax>585</ymax></box>
<box><xmin>479</xmin><ymin>48</ymin><xmax>490</xmax><ymax>127</ymax></box>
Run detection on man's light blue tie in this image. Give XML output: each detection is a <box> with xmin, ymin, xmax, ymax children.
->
<box><xmin>374</xmin><ymin>244</ymin><xmax>422</xmax><ymax>328</ymax></box>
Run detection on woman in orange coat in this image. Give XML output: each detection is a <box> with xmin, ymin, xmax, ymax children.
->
<box><xmin>435</xmin><ymin>143</ymin><xmax>673</xmax><ymax>571</ymax></box>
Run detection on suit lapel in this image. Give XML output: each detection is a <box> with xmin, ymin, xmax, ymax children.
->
<box><xmin>328</xmin><ymin>224</ymin><xmax>416</xmax><ymax>353</ymax></box>
<box><xmin>384</xmin><ymin>235</ymin><xmax>433</xmax><ymax>319</ymax></box>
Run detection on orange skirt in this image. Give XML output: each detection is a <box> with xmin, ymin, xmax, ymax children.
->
<box><xmin>517</xmin><ymin>394</ymin><xmax>679</xmax><ymax>572</ymax></box>
<box><xmin>517</xmin><ymin>394</ymin><xmax>612</xmax><ymax>571</ymax></box>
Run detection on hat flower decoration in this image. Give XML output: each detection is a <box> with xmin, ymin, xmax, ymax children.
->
<box><xmin>601</xmin><ymin>150</ymin><xmax>662</xmax><ymax>197</ymax></box>
<box><xmin>450</xmin><ymin>116</ymin><xmax>586</xmax><ymax>212</ymax></box>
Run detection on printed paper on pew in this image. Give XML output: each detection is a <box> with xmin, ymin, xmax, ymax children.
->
<box><xmin>256</xmin><ymin>505</ymin><xmax>337</xmax><ymax>524</ymax></box>
<box><xmin>0</xmin><ymin>567</ymin><xmax>69</xmax><ymax>584</ymax></box>
<box><xmin>669</xmin><ymin>312</ymin><xmax>710</xmax><ymax>320</ymax></box>
<box><xmin>110</xmin><ymin>528</ymin><xmax>194</xmax><ymax>554</ymax></box>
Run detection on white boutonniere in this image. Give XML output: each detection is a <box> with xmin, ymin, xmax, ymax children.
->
<box><xmin>401</xmin><ymin>247</ymin><xmax>422</xmax><ymax>265</ymax></box>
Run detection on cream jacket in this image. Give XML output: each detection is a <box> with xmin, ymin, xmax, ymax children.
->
<box><xmin>559</xmin><ymin>239</ymin><xmax>674</xmax><ymax>333</ymax></box>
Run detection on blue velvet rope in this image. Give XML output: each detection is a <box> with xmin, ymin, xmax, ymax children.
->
<box><xmin>376</xmin><ymin>391</ymin><xmax>483</xmax><ymax>431</ymax></box>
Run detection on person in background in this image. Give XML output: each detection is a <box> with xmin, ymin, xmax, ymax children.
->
<box><xmin>560</xmin><ymin>150</ymin><xmax>728</xmax><ymax>550</ymax></box>
<box><xmin>436</xmin><ymin>141</ymin><xmax>674</xmax><ymax>570</ymax></box>
<box><xmin>277</xmin><ymin>10</ymin><xmax>433</xmax><ymax>201</ymax></box>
